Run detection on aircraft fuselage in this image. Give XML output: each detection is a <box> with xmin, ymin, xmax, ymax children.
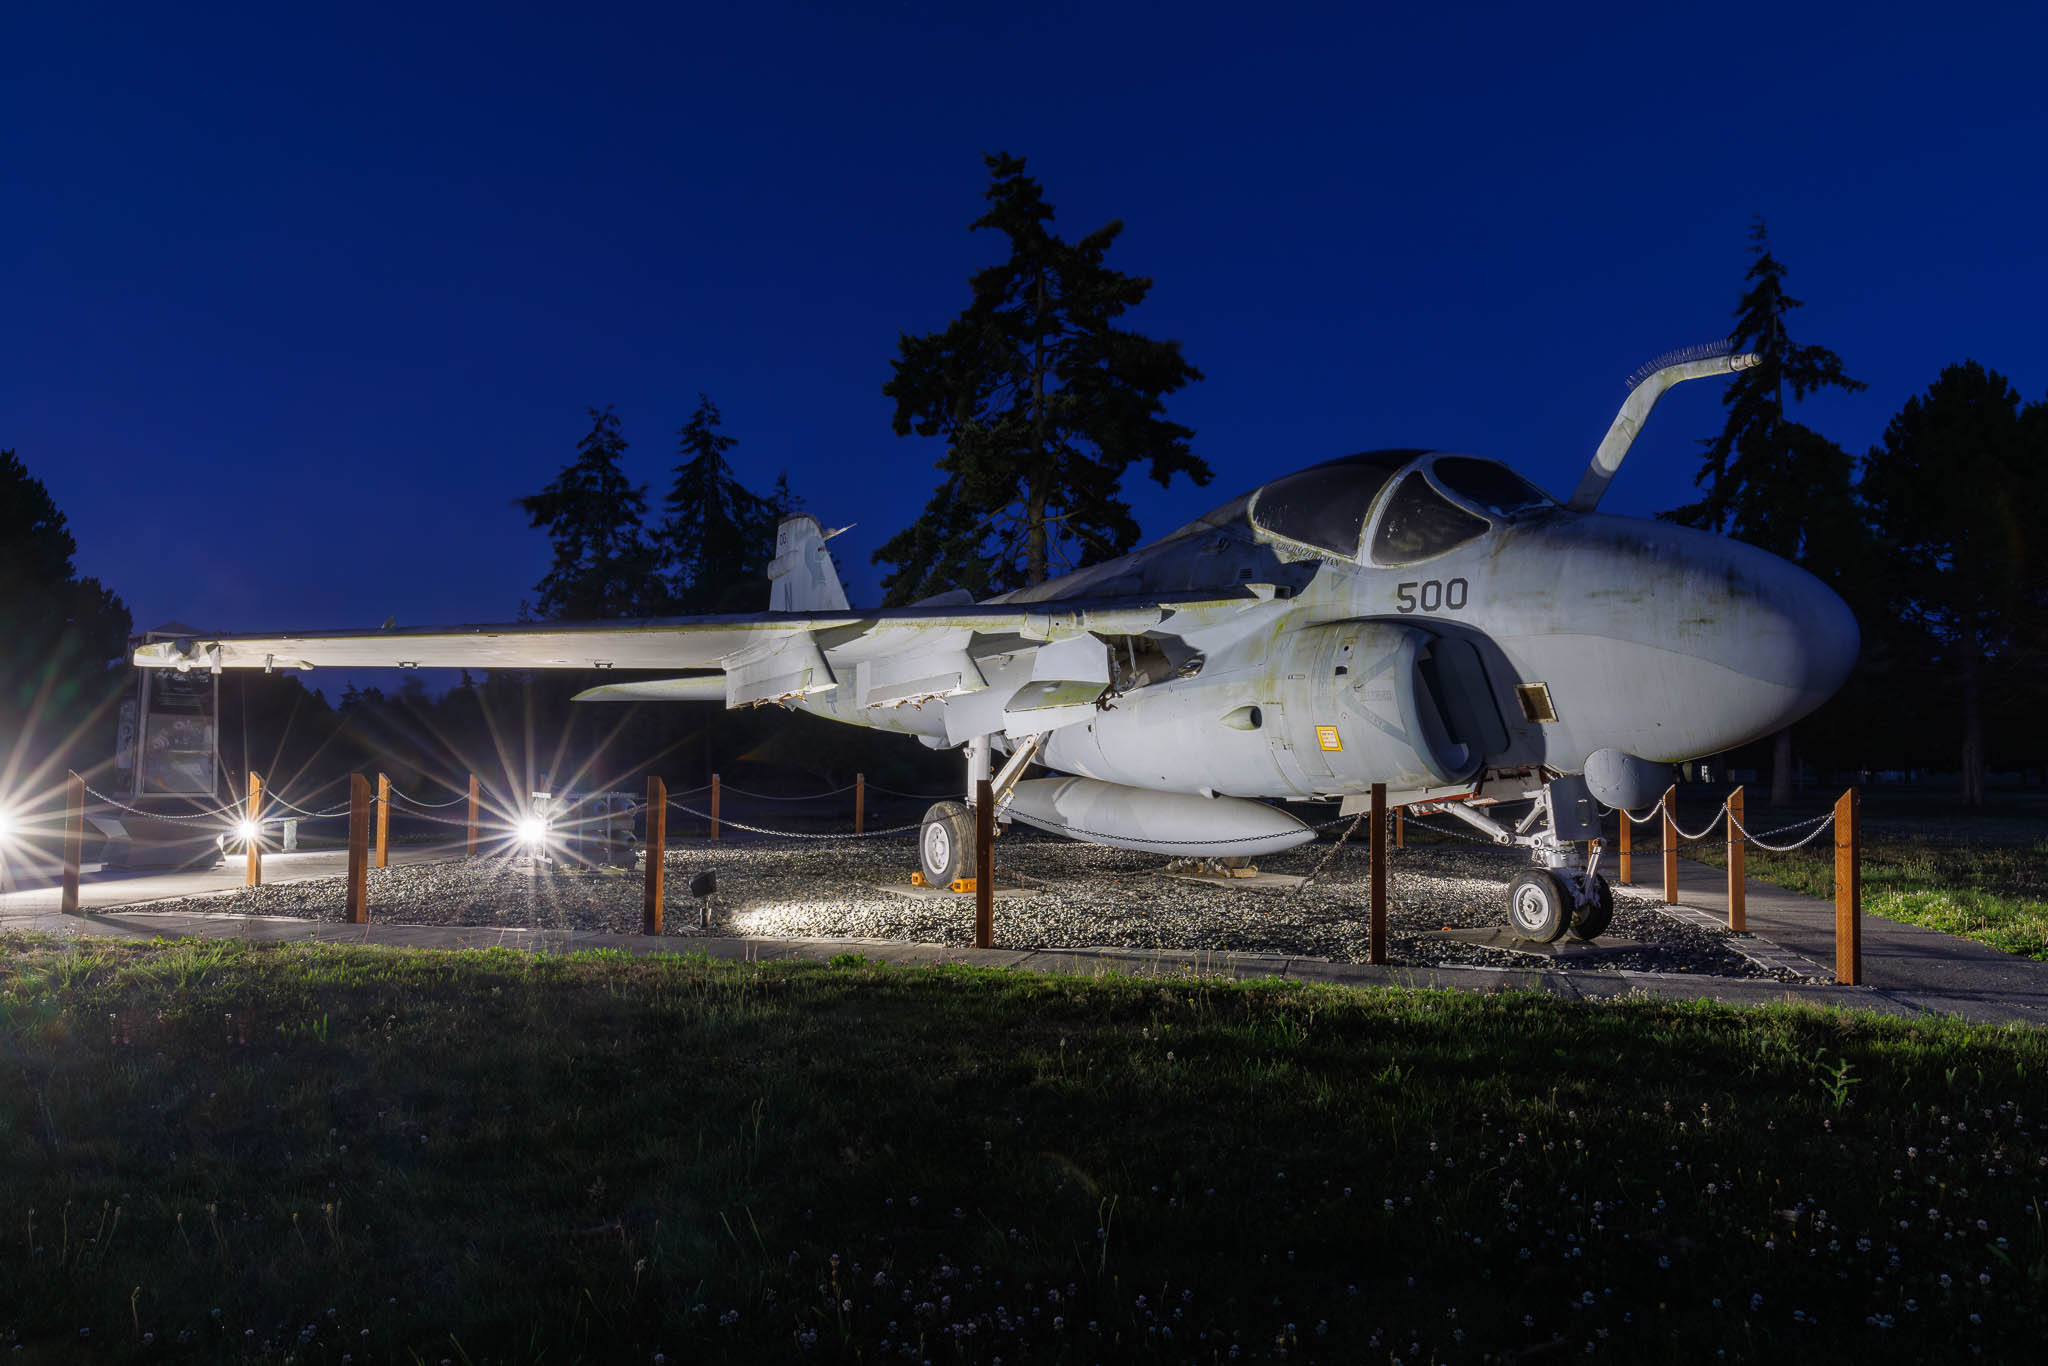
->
<box><xmin>791</xmin><ymin>449</ymin><xmax>1858</xmax><ymax>807</ymax></box>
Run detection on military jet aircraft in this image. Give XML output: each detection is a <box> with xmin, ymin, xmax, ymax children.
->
<box><xmin>134</xmin><ymin>344</ymin><xmax>1858</xmax><ymax>943</ymax></box>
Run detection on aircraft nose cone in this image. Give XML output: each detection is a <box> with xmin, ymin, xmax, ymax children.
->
<box><xmin>1771</xmin><ymin>564</ymin><xmax>1860</xmax><ymax>707</ymax></box>
<box><xmin>1660</xmin><ymin>528</ymin><xmax>1860</xmax><ymax>738</ymax></box>
<box><xmin>1545</xmin><ymin>516</ymin><xmax>1863</xmax><ymax>761</ymax></box>
<box><xmin>1689</xmin><ymin>535</ymin><xmax>1859</xmax><ymax>702</ymax></box>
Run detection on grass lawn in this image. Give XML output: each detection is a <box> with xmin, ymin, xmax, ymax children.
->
<box><xmin>3</xmin><ymin>934</ymin><xmax>2046</xmax><ymax>1363</ymax></box>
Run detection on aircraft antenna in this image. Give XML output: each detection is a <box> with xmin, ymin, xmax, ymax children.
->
<box><xmin>1568</xmin><ymin>341</ymin><xmax>1759</xmax><ymax>512</ymax></box>
<box><xmin>1625</xmin><ymin>338</ymin><xmax>1738</xmax><ymax>390</ymax></box>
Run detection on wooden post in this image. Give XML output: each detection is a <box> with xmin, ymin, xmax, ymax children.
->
<box><xmin>1661</xmin><ymin>785</ymin><xmax>1678</xmax><ymax>905</ymax></box>
<box><xmin>643</xmin><ymin>776</ymin><xmax>667</xmax><ymax>935</ymax></box>
<box><xmin>60</xmin><ymin>771</ymin><xmax>85</xmax><ymax>915</ymax></box>
<box><xmin>1618</xmin><ymin>805</ymin><xmax>1632</xmax><ymax>884</ymax></box>
<box><xmin>375</xmin><ymin>773</ymin><xmax>390</xmax><ymax>869</ymax></box>
<box><xmin>973</xmin><ymin>778</ymin><xmax>994</xmax><ymax>949</ymax></box>
<box><xmin>1368</xmin><ymin>783</ymin><xmax>1388</xmax><ymax>966</ymax></box>
<box><xmin>465</xmin><ymin>774</ymin><xmax>479</xmax><ymax>858</ymax></box>
<box><xmin>245</xmin><ymin>771</ymin><xmax>263</xmax><ymax>887</ymax></box>
<box><xmin>710</xmin><ymin>773</ymin><xmax>721</xmax><ymax>841</ymax></box>
<box><xmin>855</xmin><ymin>772</ymin><xmax>865</xmax><ymax>835</ymax></box>
<box><xmin>1726</xmin><ymin>785</ymin><xmax>1746</xmax><ymax>932</ymax></box>
<box><xmin>346</xmin><ymin>773</ymin><xmax>370</xmax><ymax>924</ymax></box>
<box><xmin>1835</xmin><ymin>787</ymin><xmax>1861</xmax><ymax>985</ymax></box>
<box><xmin>1394</xmin><ymin>806</ymin><xmax>1404</xmax><ymax>850</ymax></box>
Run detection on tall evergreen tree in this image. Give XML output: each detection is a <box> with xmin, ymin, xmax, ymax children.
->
<box><xmin>0</xmin><ymin>447</ymin><xmax>132</xmax><ymax>784</ymax></box>
<box><xmin>1666</xmin><ymin>219</ymin><xmax>1865</xmax><ymax>803</ymax></box>
<box><xmin>1861</xmin><ymin>362</ymin><xmax>2047</xmax><ymax>805</ymax></box>
<box><xmin>657</xmin><ymin>395</ymin><xmax>788</xmax><ymax>613</ymax></box>
<box><xmin>518</xmin><ymin>407</ymin><xmax>665</xmax><ymax>620</ymax></box>
<box><xmin>875</xmin><ymin>153</ymin><xmax>1209</xmax><ymax>604</ymax></box>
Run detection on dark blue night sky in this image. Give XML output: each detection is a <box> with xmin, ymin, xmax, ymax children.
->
<box><xmin>6</xmin><ymin>1</ymin><xmax>2043</xmax><ymax>643</ymax></box>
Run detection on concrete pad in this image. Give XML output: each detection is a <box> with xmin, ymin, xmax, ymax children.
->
<box><xmin>1427</xmin><ymin>926</ymin><xmax>1629</xmax><ymax>959</ymax></box>
<box><xmin>1157</xmin><ymin>868</ymin><xmax>1306</xmax><ymax>891</ymax></box>
<box><xmin>878</xmin><ymin>883</ymin><xmax>1036</xmax><ymax>903</ymax></box>
<box><xmin>0</xmin><ymin>842</ymin><xmax>468</xmax><ymax>915</ymax></box>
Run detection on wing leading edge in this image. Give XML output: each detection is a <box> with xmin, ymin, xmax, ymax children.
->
<box><xmin>130</xmin><ymin>595</ymin><xmax>1256</xmax><ymax>712</ymax></box>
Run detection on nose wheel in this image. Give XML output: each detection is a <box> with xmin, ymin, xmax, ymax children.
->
<box><xmin>1415</xmin><ymin>774</ymin><xmax>1619</xmax><ymax>944</ymax></box>
<box><xmin>1506</xmin><ymin>870</ymin><xmax>1570</xmax><ymax>942</ymax></box>
<box><xmin>1569</xmin><ymin>875</ymin><xmax>1615</xmax><ymax>940</ymax></box>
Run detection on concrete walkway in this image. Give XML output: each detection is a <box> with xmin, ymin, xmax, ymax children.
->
<box><xmin>1617</xmin><ymin>856</ymin><xmax>2048</xmax><ymax>1027</ymax></box>
<box><xmin>0</xmin><ymin>842</ymin><xmax>465</xmax><ymax>914</ymax></box>
<box><xmin>3</xmin><ymin>849</ymin><xmax>2045</xmax><ymax>1027</ymax></box>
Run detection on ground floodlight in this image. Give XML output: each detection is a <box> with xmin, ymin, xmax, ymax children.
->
<box><xmin>0</xmin><ymin>810</ymin><xmax>12</xmax><ymax>843</ymax></box>
<box><xmin>518</xmin><ymin>815</ymin><xmax>548</xmax><ymax>845</ymax></box>
<box><xmin>236</xmin><ymin>820</ymin><xmax>258</xmax><ymax>844</ymax></box>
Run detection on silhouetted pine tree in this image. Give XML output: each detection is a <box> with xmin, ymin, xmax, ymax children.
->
<box><xmin>875</xmin><ymin>153</ymin><xmax>1209</xmax><ymax>603</ymax></box>
<box><xmin>518</xmin><ymin>407</ymin><xmax>665</xmax><ymax>619</ymax></box>
<box><xmin>1666</xmin><ymin>220</ymin><xmax>1865</xmax><ymax>803</ymax></box>
<box><xmin>658</xmin><ymin>395</ymin><xmax>787</xmax><ymax>613</ymax></box>
<box><xmin>0</xmin><ymin>447</ymin><xmax>132</xmax><ymax>784</ymax></box>
<box><xmin>1861</xmin><ymin>362</ymin><xmax>2048</xmax><ymax>805</ymax></box>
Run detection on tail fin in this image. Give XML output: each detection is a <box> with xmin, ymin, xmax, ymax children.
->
<box><xmin>767</xmin><ymin>515</ymin><xmax>851</xmax><ymax>612</ymax></box>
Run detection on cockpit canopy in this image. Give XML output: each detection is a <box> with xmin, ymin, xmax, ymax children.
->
<box><xmin>1246</xmin><ymin>450</ymin><xmax>1553</xmax><ymax>565</ymax></box>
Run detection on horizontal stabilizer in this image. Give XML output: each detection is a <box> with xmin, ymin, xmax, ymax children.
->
<box><xmin>572</xmin><ymin>676</ymin><xmax>726</xmax><ymax>703</ymax></box>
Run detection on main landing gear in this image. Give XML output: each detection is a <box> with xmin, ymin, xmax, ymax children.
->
<box><xmin>1413</xmin><ymin>775</ymin><xmax>1614</xmax><ymax>944</ymax></box>
<box><xmin>916</xmin><ymin>731</ymin><xmax>1050</xmax><ymax>890</ymax></box>
<box><xmin>919</xmin><ymin>801</ymin><xmax>978</xmax><ymax>886</ymax></box>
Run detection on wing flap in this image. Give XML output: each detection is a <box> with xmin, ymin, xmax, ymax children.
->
<box><xmin>725</xmin><ymin>632</ymin><xmax>836</xmax><ymax>707</ymax></box>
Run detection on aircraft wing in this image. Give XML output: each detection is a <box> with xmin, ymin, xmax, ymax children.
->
<box><xmin>130</xmin><ymin>595</ymin><xmax>1257</xmax><ymax>714</ymax></box>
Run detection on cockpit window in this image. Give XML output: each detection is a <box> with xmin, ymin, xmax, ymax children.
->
<box><xmin>1248</xmin><ymin>450</ymin><xmax>1422</xmax><ymax>556</ymax></box>
<box><xmin>1431</xmin><ymin>456</ymin><xmax>1554</xmax><ymax>517</ymax></box>
<box><xmin>1370</xmin><ymin>472</ymin><xmax>1489</xmax><ymax>564</ymax></box>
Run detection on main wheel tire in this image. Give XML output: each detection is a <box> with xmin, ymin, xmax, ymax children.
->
<box><xmin>920</xmin><ymin>801</ymin><xmax>978</xmax><ymax>886</ymax></box>
<box><xmin>1569</xmin><ymin>874</ymin><xmax>1615</xmax><ymax>940</ymax></box>
<box><xmin>1505</xmin><ymin>869</ymin><xmax>1571</xmax><ymax>943</ymax></box>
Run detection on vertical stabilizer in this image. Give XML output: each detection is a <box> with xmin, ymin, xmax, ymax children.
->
<box><xmin>767</xmin><ymin>515</ymin><xmax>852</xmax><ymax>612</ymax></box>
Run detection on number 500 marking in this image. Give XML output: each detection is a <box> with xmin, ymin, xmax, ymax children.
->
<box><xmin>1394</xmin><ymin>578</ymin><xmax>1469</xmax><ymax>614</ymax></box>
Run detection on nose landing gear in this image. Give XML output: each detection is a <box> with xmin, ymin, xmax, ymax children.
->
<box><xmin>1414</xmin><ymin>775</ymin><xmax>1615</xmax><ymax>944</ymax></box>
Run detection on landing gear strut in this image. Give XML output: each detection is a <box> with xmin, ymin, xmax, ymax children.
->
<box><xmin>1415</xmin><ymin>775</ymin><xmax>1614</xmax><ymax>944</ymax></box>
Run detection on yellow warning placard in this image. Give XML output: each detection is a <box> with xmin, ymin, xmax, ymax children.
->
<box><xmin>1316</xmin><ymin>725</ymin><xmax>1343</xmax><ymax>752</ymax></box>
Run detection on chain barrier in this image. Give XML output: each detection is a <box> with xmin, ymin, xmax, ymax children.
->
<box><xmin>1667</xmin><ymin>806</ymin><xmax>1727</xmax><ymax>843</ymax></box>
<box><xmin>664</xmin><ymin>799</ymin><xmax>921</xmax><ymax>840</ymax></box>
<box><xmin>258</xmin><ymin>790</ymin><xmax>354</xmax><ymax>819</ymax></box>
<box><xmin>1596</xmin><ymin>799</ymin><xmax>1836</xmax><ymax>855</ymax></box>
<box><xmin>1396</xmin><ymin>803</ymin><xmax>1799</xmax><ymax>860</ymax></box>
<box><xmin>82</xmin><ymin>784</ymin><xmax>245</xmax><ymax>822</ymax></box>
<box><xmin>1726</xmin><ymin>808</ymin><xmax>1836</xmax><ymax>853</ymax></box>
<box><xmin>389</xmin><ymin>786</ymin><xmax>471</xmax><ymax>809</ymax></box>
<box><xmin>1290</xmin><ymin>811</ymin><xmax>1367</xmax><ymax>893</ymax></box>
<box><xmin>713</xmin><ymin>782</ymin><xmax>859</xmax><ymax>802</ymax></box>
<box><xmin>1396</xmin><ymin>814</ymin><xmax>1501</xmax><ymax>847</ymax></box>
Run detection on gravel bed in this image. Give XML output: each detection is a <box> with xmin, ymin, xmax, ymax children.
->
<box><xmin>118</xmin><ymin>830</ymin><xmax>1816</xmax><ymax>981</ymax></box>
